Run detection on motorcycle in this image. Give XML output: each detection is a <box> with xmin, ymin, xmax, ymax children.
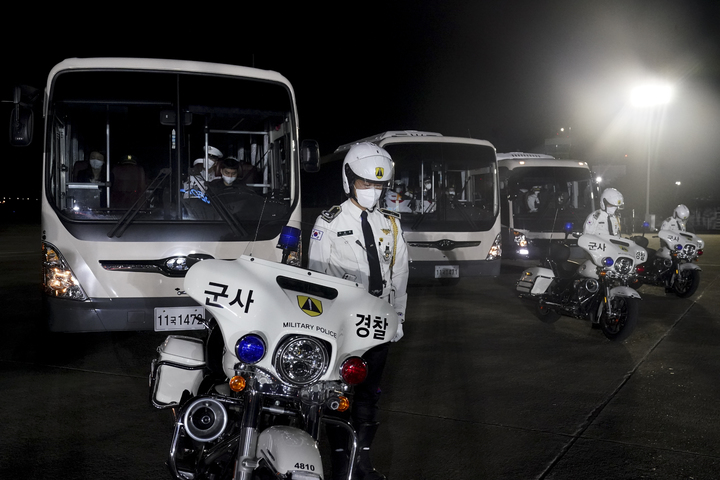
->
<box><xmin>149</xmin><ymin>223</ymin><xmax>399</xmax><ymax>480</ymax></box>
<box><xmin>516</xmin><ymin>233</ymin><xmax>647</xmax><ymax>341</ymax></box>
<box><xmin>631</xmin><ymin>229</ymin><xmax>704</xmax><ymax>298</ymax></box>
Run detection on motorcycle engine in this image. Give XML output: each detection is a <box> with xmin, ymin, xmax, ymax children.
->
<box><xmin>573</xmin><ymin>278</ymin><xmax>599</xmax><ymax>305</ymax></box>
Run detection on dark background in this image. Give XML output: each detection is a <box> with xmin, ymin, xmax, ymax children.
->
<box><xmin>2</xmin><ymin>0</ymin><xmax>720</xmax><ymax>219</ymax></box>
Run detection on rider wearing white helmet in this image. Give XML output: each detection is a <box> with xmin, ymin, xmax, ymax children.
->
<box><xmin>583</xmin><ymin>187</ymin><xmax>623</xmax><ymax>237</ymax></box>
<box><xmin>661</xmin><ymin>204</ymin><xmax>690</xmax><ymax>232</ymax></box>
<box><xmin>308</xmin><ymin>142</ymin><xmax>408</xmax><ymax>480</ymax></box>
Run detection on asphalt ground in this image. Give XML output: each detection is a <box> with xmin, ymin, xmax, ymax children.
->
<box><xmin>1</xmin><ymin>221</ymin><xmax>719</xmax><ymax>480</ymax></box>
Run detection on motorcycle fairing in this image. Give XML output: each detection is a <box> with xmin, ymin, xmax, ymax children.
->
<box><xmin>577</xmin><ymin>234</ymin><xmax>647</xmax><ymax>268</ymax></box>
<box><xmin>257</xmin><ymin>426</ymin><xmax>323</xmax><ymax>479</ymax></box>
<box><xmin>659</xmin><ymin>229</ymin><xmax>704</xmax><ymax>254</ymax></box>
<box><xmin>184</xmin><ymin>254</ymin><xmax>400</xmax><ymax>381</ymax></box>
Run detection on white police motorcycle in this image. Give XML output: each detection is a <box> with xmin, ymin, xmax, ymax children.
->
<box><xmin>517</xmin><ymin>232</ymin><xmax>647</xmax><ymax>341</ymax></box>
<box><xmin>632</xmin><ymin>228</ymin><xmax>704</xmax><ymax>298</ymax></box>
<box><xmin>149</xmin><ymin>224</ymin><xmax>398</xmax><ymax>480</ymax></box>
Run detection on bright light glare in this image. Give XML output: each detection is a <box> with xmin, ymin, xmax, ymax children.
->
<box><xmin>630</xmin><ymin>83</ymin><xmax>673</xmax><ymax>107</ymax></box>
<box><xmin>596</xmin><ymin>176</ymin><xmax>603</xmax><ymax>183</ymax></box>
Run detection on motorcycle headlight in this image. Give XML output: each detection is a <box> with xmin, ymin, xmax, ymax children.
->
<box><xmin>274</xmin><ymin>336</ymin><xmax>329</xmax><ymax>386</ymax></box>
<box><xmin>614</xmin><ymin>257</ymin><xmax>634</xmax><ymax>275</ymax></box>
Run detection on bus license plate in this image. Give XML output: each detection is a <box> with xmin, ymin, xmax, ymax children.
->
<box><xmin>154</xmin><ymin>307</ymin><xmax>205</xmax><ymax>331</ymax></box>
<box><xmin>435</xmin><ymin>265</ymin><xmax>459</xmax><ymax>279</ymax></box>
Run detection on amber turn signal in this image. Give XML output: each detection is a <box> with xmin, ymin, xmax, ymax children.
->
<box><xmin>336</xmin><ymin>396</ymin><xmax>350</xmax><ymax>412</ymax></box>
<box><xmin>229</xmin><ymin>375</ymin><xmax>246</xmax><ymax>392</ymax></box>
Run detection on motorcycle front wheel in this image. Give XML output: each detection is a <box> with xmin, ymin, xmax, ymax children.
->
<box><xmin>597</xmin><ymin>296</ymin><xmax>639</xmax><ymax>342</ymax></box>
<box><xmin>674</xmin><ymin>269</ymin><xmax>700</xmax><ymax>298</ymax></box>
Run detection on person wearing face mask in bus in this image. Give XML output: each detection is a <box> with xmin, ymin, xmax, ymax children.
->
<box><xmin>308</xmin><ymin>142</ymin><xmax>408</xmax><ymax>480</ymax></box>
<box><xmin>207</xmin><ymin>158</ymin><xmax>255</xmax><ymax>197</ymax></box>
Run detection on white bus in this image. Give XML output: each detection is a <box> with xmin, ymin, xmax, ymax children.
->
<box><xmin>12</xmin><ymin>58</ymin><xmax>318</xmax><ymax>332</ymax></box>
<box><xmin>497</xmin><ymin>152</ymin><xmax>598</xmax><ymax>258</ymax></box>
<box><xmin>304</xmin><ymin>131</ymin><xmax>501</xmax><ymax>283</ymax></box>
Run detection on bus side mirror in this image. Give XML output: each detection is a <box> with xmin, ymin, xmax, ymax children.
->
<box><xmin>301</xmin><ymin>139</ymin><xmax>320</xmax><ymax>173</ymax></box>
<box><xmin>9</xmin><ymin>106</ymin><xmax>33</xmax><ymax>146</ymax></box>
<box><xmin>9</xmin><ymin>85</ymin><xmax>34</xmax><ymax>146</ymax></box>
<box><xmin>9</xmin><ymin>86</ymin><xmax>37</xmax><ymax>147</ymax></box>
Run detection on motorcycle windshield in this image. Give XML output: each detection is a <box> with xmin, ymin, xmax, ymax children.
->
<box><xmin>184</xmin><ymin>220</ymin><xmax>400</xmax><ymax>383</ymax></box>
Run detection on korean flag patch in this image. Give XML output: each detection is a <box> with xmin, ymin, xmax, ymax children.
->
<box><xmin>311</xmin><ymin>228</ymin><xmax>323</xmax><ymax>241</ymax></box>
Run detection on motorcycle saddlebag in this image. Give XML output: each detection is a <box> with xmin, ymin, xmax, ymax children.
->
<box><xmin>151</xmin><ymin>335</ymin><xmax>206</xmax><ymax>407</ymax></box>
<box><xmin>517</xmin><ymin>267</ymin><xmax>554</xmax><ymax>295</ymax></box>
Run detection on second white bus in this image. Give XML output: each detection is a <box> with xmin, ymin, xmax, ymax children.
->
<box><xmin>304</xmin><ymin>131</ymin><xmax>501</xmax><ymax>283</ymax></box>
<box><xmin>497</xmin><ymin>152</ymin><xmax>598</xmax><ymax>259</ymax></box>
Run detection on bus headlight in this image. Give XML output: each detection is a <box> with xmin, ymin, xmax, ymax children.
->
<box><xmin>486</xmin><ymin>233</ymin><xmax>502</xmax><ymax>260</ymax></box>
<box><xmin>42</xmin><ymin>242</ymin><xmax>88</xmax><ymax>301</ymax></box>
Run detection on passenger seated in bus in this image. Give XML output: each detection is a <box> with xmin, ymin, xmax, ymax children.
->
<box><xmin>525</xmin><ymin>186</ymin><xmax>541</xmax><ymax>213</ymax></box>
<box><xmin>75</xmin><ymin>151</ymin><xmax>107</xmax><ymax>184</ymax></box>
<box><xmin>111</xmin><ymin>154</ymin><xmax>147</xmax><ymax>208</ymax></box>
<box><xmin>207</xmin><ymin>158</ymin><xmax>256</xmax><ymax>198</ymax></box>
<box><xmin>71</xmin><ymin>151</ymin><xmax>107</xmax><ymax>210</ymax></box>
<box><xmin>384</xmin><ymin>180</ymin><xmax>413</xmax><ymax>213</ymax></box>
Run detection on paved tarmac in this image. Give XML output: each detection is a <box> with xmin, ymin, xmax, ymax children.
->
<box><xmin>1</xmin><ymin>221</ymin><xmax>719</xmax><ymax>479</ymax></box>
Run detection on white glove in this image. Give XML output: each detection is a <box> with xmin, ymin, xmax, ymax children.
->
<box><xmin>391</xmin><ymin>322</ymin><xmax>404</xmax><ymax>342</ymax></box>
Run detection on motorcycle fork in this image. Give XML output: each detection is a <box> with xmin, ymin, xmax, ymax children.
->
<box><xmin>602</xmin><ymin>279</ymin><xmax>613</xmax><ymax>318</ymax></box>
<box><xmin>233</xmin><ymin>385</ymin><xmax>263</xmax><ymax>480</ymax></box>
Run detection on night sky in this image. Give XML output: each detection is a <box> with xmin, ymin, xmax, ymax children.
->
<box><xmin>3</xmin><ymin>0</ymin><xmax>720</xmax><ymax>217</ymax></box>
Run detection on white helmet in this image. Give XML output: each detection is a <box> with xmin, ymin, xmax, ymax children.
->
<box><xmin>205</xmin><ymin>145</ymin><xmax>223</xmax><ymax>159</ymax></box>
<box><xmin>600</xmin><ymin>188</ymin><xmax>624</xmax><ymax>214</ymax></box>
<box><xmin>341</xmin><ymin>142</ymin><xmax>394</xmax><ymax>196</ymax></box>
<box><xmin>673</xmin><ymin>204</ymin><xmax>689</xmax><ymax>220</ymax></box>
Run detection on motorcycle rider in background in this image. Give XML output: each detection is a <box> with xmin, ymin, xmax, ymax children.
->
<box><xmin>308</xmin><ymin>142</ymin><xmax>409</xmax><ymax>480</ymax></box>
<box><xmin>661</xmin><ymin>204</ymin><xmax>690</xmax><ymax>232</ymax></box>
<box><xmin>584</xmin><ymin>187</ymin><xmax>624</xmax><ymax>237</ymax></box>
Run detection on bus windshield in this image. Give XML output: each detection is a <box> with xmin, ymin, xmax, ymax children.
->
<box><xmin>46</xmin><ymin>69</ymin><xmax>296</xmax><ymax>241</ymax></box>
<box><xmin>382</xmin><ymin>142</ymin><xmax>498</xmax><ymax>232</ymax></box>
<box><xmin>502</xmin><ymin>166</ymin><xmax>595</xmax><ymax>231</ymax></box>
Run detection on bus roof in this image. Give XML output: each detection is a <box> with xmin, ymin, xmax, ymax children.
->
<box><xmin>46</xmin><ymin>57</ymin><xmax>295</xmax><ymax>97</ymax></box>
<box><xmin>496</xmin><ymin>152</ymin><xmax>589</xmax><ymax>169</ymax></box>
<box><xmin>334</xmin><ymin>130</ymin><xmax>495</xmax><ymax>154</ymax></box>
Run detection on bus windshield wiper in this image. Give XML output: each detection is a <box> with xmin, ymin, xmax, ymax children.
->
<box><xmin>107</xmin><ymin>168</ymin><xmax>170</xmax><ymax>238</ymax></box>
<box><xmin>203</xmin><ymin>187</ymin><xmax>248</xmax><ymax>238</ymax></box>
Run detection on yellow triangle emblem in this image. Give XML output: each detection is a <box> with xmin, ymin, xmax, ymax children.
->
<box><xmin>375</xmin><ymin>167</ymin><xmax>384</xmax><ymax>179</ymax></box>
<box><xmin>298</xmin><ymin>296</ymin><xmax>323</xmax><ymax>317</ymax></box>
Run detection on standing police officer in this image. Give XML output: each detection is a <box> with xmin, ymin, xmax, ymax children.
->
<box><xmin>308</xmin><ymin>142</ymin><xmax>408</xmax><ymax>480</ymax></box>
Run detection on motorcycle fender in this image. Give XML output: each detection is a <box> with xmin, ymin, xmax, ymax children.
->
<box><xmin>517</xmin><ymin>267</ymin><xmax>554</xmax><ymax>295</ymax></box>
<box><xmin>609</xmin><ymin>286</ymin><xmax>641</xmax><ymax>300</ymax></box>
<box><xmin>678</xmin><ymin>263</ymin><xmax>701</xmax><ymax>272</ymax></box>
<box><xmin>257</xmin><ymin>425</ymin><xmax>323</xmax><ymax>478</ymax></box>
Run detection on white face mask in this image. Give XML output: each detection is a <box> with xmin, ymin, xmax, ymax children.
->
<box><xmin>222</xmin><ymin>175</ymin><xmax>236</xmax><ymax>185</ymax></box>
<box><xmin>90</xmin><ymin>159</ymin><xmax>104</xmax><ymax>169</ymax></box>
<box><xmin>355</xmin><ymin>188</ymin><xmax>382</xmax><ymax>210</ymax></box>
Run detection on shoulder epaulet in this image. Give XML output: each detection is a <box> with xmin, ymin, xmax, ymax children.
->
<box><xmin>592</xmin><ymin>211</ymin><xmax>601</xmax><ymax>220</ymax></box>
<box><xmin>378</xmin><ymin>208</ymin><xmax>401</xmax><ymax>219</ymax></box>
<box><xmin>320</xmin><ymin>205</ymin><xmax>342</xmax><ymax>223</ymax></box>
